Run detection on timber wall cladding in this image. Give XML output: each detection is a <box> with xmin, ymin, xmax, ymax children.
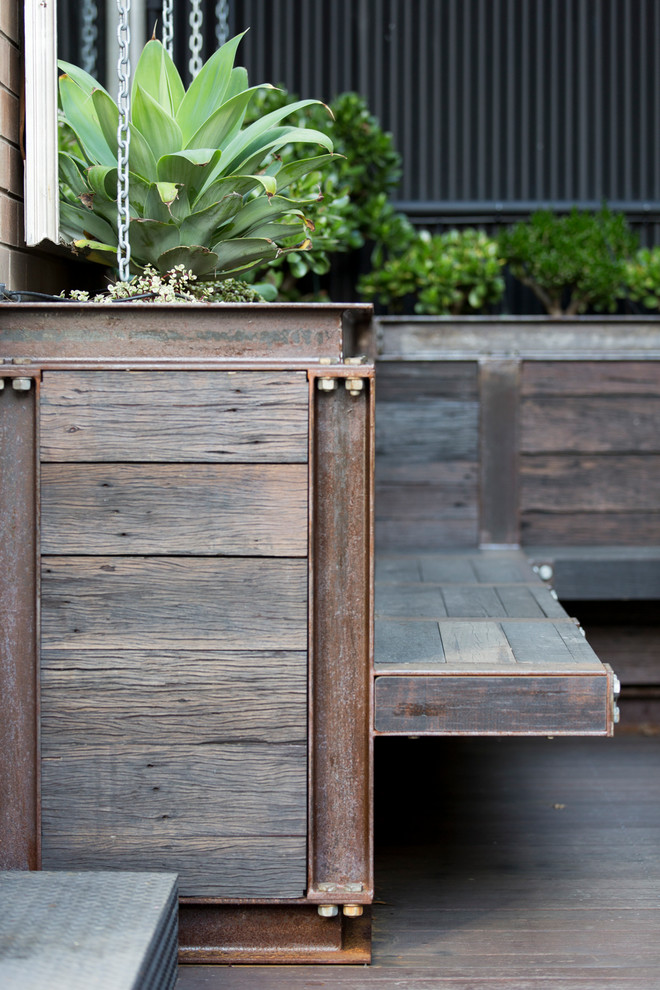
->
<box><xmin>39</xmin><ymin>370</ymin><xmax>309</xmax><ymax>897</ymax></box>
<box><xmin>519</xmin><ymin>361</ymin><xmax>660</xmax><ymax>546</ymax></box>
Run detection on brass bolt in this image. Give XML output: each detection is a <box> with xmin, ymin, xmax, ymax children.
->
<box><xmin>342</xmin><ymin>904</ymin><xmax>364</xmax><ymax>917</ymax></box>
<box><xmin>317</xmin><ymin>904</ymin><xmax>339</xmax><ymax>917</ymax></box>
<box><xmin>345</xmin><ymin>377</ymin><xmax>364</xmax><ymax>396</ymax></box>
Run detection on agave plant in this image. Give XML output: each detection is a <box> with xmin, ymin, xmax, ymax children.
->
<box><xmin>57</xmin><ymin>32</ymin><xmax>336</xmax><ymax>279</ymax></box>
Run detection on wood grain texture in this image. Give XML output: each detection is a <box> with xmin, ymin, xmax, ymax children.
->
<box><xmin>41</xmin><ymin>834</ymin><xmax>307</xmax><ymax>899</ymax></box>
<box><xmin>40</xmin><ymin>650</ymin><xmax>307</xmax><ymax>745</ymax></box>
<box><xmin>521</xmin><ymin>510</ymin><xmax>660</xmax><ymax>547</ymax></box>
<box><xmin>521</xmin><ymin>455</ymin><xmax>660</xmax><ymax>511</ymax></box>
<box><xmin>41</xmin><ymin>463</ymin><xmax>308</xmax><ymax>556</ymax></box>
<box><xmin>41</xmin><ymin>743</ymin><xmax>306</xmax><ymax>837</ymax></box>
<box><xmin>439</xmin><ymin>621</ymin><xmax>516</xmax><ymax>664</ymax></box>
<box><xmin>374</xmin><ymin>674</ymin><xmax>609</xmax><ymax>734</ymax></box>
<box><xmin>521</xmin><ymin>396</ymin><xmax>660</xmax><ymax>453</ymax></box>
<box><xmin>41</xmin><ymin>557</ymin><xmax>307</xmax><ymax>650</ymax></box>
<box><xmin>40</xmin><ymin>371</ymin><xmax>308</xmax><ymax>462</ymax></box>
<box><xmin>521</xmin><ymin>359</ymin><xmax>660</xmax><ymax>395</ymax></box>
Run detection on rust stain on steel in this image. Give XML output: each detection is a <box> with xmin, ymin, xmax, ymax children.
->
<box><xmin>0</xmin><ymin>384</ymin><xmax>39</xmax><ymax>869</ymax></box>
<box><xmin>0</xmin><ymin>303</ymin><xmax>372</xmax><ymax>362</ymax></box>
<box><xmin>178</xmin><ymin>904</ymin><xmax>371</xmax><ymax>965</ymax></box>
<box><xmin>308</xmin><ymin>377</ymin><xmax>374</xmax><ymax>903</ymax></box>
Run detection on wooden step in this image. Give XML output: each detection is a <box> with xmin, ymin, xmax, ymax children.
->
<box><xmin>374</xmin><ymin>550</ymin><xmax>617</xmax><ymax>736</ymax></box>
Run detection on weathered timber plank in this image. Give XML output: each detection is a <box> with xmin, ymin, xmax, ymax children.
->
<box><xmin>41</xmin><ymin>463</ymin><xmax>308</xmax><ymax>556</ymax></box>
<box><xmin>521</xmin><ymin>359</ymin><xmax>660</xmax><ymax>396</ymax></box>
<box><xmin>520</xmin><ymin>454</ymin><xmax>660</xmax><ymax>511</ymax></box>
<box><xmin>376</xmin><ymin>518</ymin><xmax>478</xmax><ymax>551</ymax></box>
<box><xmin>479</xmin><ymin>359</ymin><xmax>520</xmax><ymax>546</ymax></box>
<box><xmin>40</xmin><ymin>371</ymin><xmax>308</xmax><ymax>462</ymax></box>
<box><xmin>441</xmin><ymin>586</ymin><xmax>509</xmax><ymax>618</ymax></box>
<box><xmin>376</xmin><ymin>400</ymin><xmax>478</xmax><ymax>462</ymax></box>
<box><xmin>375</xmin><ymin>556</ymin><xmax>423</xmax><ymax>582</ymax></box>
<box><xmin>375</xmin><ymin>585</ymin><xmax>448</xmax><ymax>618</ymax></box>
<box><xmin>374</xmin><ymin>674</ymin><xmax>609</xmax><ymax>734</ymax></box>
<box><xmin>41</xmin><ymin>557</ymin><xmax>307</xmax><ymax>650</ymax></box>
<box><xmin>41</xmin><ymin>743</ymin><xmax>306</xmax><ymax>837</ymax></box>
<box><xmin>375</xmin><ymin>620</ymin><xmax>444</xmax><ymax>665</ymax></box>
<box><xmin>501</xmin><ymin>621</ymin><xmax>600</xmax><ymax>665</ymax></box>
<box><xmin>521</xmin><ymin>396</ymin><xmax>660</xmax><ymax>453</ymax></box>
<box><xmin>40</xmin><ymin>835</ymin><xmax>307</xmax><ymax>899</ymax></box>
<box><xmin>439</xmin><ymin>621</ymin><xmax>516</xmax><ymax>664</ymax></box>
<box><xmin>375</xmin><ymin>361</ymin><xmax>479</xmax><ymax>402</ymax></box>
<box><xmin>521</xmin><ymin>510</ymin><xmax>660</xmax><ymax>547</ymax></box>
<box><xmin>40</xmin><ymin>651</ymin><xmax>307</xmax><ymax>745</ymax></box>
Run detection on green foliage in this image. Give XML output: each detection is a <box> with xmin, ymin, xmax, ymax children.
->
<box><xmin>358</xmin><ymin>229</ymin><xmax>505</xmax><ymax>315</ymax></box>
<box><xmin>498</xmin><ymin>207</ymin><xmax>637</xmax><ymax>316</ymax></box>
<box><xmin>59</xmin><ymin>264</ymin><xmax>268</xmax><ymax>302</ymax></box>
<box><xmin>623</xmin><ymin>246</ymin><xmax>660</xmax><ymax>310</ymax></box>
<box><xmin>241</xmin><ymin>87</ymin><xmax>415</xmax><ymax>297</ymax></box>
<box><xmin>57</xmin><ymin>34</ymin><xmax>336</xmax><ymax>279</ymax></box>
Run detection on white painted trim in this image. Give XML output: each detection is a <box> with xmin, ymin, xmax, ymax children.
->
<box><xmin>23</xmin><ymin>0</ymin><xmax>60</xmax><ymax>246</ymax></box>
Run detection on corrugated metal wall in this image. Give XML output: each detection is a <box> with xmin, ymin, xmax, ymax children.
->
<box><xmin>230</xmin><ymin>0</ymin><xmax>660</xmax><ymax>241</ymax></box>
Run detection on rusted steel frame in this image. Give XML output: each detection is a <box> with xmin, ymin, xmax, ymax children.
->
<box><xmin>1</xmin><ymin>360</ymin><xmax>377</xmax><ymax>374</ymax></box>
<box><xmin>0</xmin><ymin>302</ymin><xmax>372</xmax><ymax>363</ymax></box>
<box><xmin>0</xmin><ymin>378</ymin><xmax>40</xmax><ymax>870</ymax></box>
<box><xmin>479</xmin><ymin>359</ymin><xmax>521</xmax><ymax>548</ymax></box>
<box><xmin>307</xmin><ymin>369</ymin><xmax>375</xmax><ymax>908</ymax></box>
<box><xmin>178</xmin><ymin>904</ymin><xmax>371</xmax><ymax>965</ymax></box>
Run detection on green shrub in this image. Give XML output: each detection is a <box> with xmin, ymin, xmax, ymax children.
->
<box><xmin>624</xmin><ymin>247</ymin><xmax>660</xmax><ymax>310</ymax></box>
<box><xmin>498</xmin><ymin>207</ymin><xmax>637</xmax><ymax>316</ymax></box>
<box><xmin>357</xmin><ymin>228</ymin><xmax>505</xmax><ymax>315</ymax></box>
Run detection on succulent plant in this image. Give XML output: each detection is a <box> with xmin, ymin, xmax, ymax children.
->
<box><xmin>57</xmin><ymin>32</ymin><xmax>336</xmax><ymax>279</ymax></box>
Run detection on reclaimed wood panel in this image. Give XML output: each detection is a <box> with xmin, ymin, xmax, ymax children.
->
<box><xmin>41</xmin><ymin>463</ymin><xmax>308</xmax><ymax>556</ymax></box>
<box><xmin>375</xmin><ymin>361</ymin><xmax>479</xmax><ymax>402</ymax></box>
<box><xmin>375</xmin><ymin>620</ymin><xmax>443</xmax><ymax>665</ymax></box>
<box><xmin>521</xmin><ymin>397</ymin><xmax>660</xmax><ymax>453</ymax></box>
<box><xmin>521</xmin><ymin>510</ymin><xmax>660</xmax><ymax>546</ymax></box>
<box><xmin>374</xmin><ymin>674</ymin><xmax>609</xmax><ymax>734</ymax></box>
<box><xmin>376</xmin><ymin>401</ymin><xmax>478</xmax><ymax>463</ymax></box>
<box><xmin>376</xmin><ymin>584</ymin><xmax>448</xmax><ymax>618</ymax></box>
<box><xmin>521</xmin><ymin>360</ymin><xmax>660</xmax><ymax>396</ymax></box>
<box><xmin>439</xmin><ymin>621</ymin><xmax>516</xmax><ymax>665</ymax></box>
<box><xmin>40</xmin><ymin>650</ymin><xmax>307</xmax><ymax>745</ymax></box>
<box><xmin>40</xmin><ymin>371</ymin><xmax>308</xmax><ymax>462</ymax></box>
<box><xmin>521</xmin><ymin>455</ymin><xmax>660</xmax><ymax>511</ymax></box>
<box><xmin>41</xmin><ymin>835</ymin><xmax>307</xmax><ymax>899</ymax></box>
<box><xmin>41</xmin><ymin>743</ymin><xmax>306</xmax><ymax>837</ymax></box>
<box><xmin>41</xmin><ymin>557</ymin><xmax>307</xmax><ymax>650</ymax></box>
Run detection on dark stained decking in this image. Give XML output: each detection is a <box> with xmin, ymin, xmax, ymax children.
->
<box><xmin>178</xmin><ymin>733</ymin><xmax>660</xmax><ymax>989</ymax></box>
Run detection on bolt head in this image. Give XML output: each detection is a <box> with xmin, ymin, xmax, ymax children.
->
<box><xmin>317</xmin><ymin>904</ymin><xmax>339</xmax><ymax>918</ymax></box>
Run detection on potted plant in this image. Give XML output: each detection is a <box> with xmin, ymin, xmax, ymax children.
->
<box><xmin>0</xmin><ymin>32</ymin><xmax>373</xmax><ymax>965</ymax></box>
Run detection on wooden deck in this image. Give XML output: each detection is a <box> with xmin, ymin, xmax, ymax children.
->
<box><xmin>178</xmin><ymin>733</ymin><xmax>660</xmax><ymax>988</ymax></box>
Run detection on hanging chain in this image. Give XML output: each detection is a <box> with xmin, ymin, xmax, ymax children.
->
<box><xmin>116</xmin><ymin>0</ymin><xmax>132</xmax><ymax>281</ymax></box>
<box><xmin>162</xmin><ymin>0</ymin><xmax>174</xmax><ymax>58</ymax></box>
<box><xmin>189</xmin><ymin>0</ymin><xmax>204</xmax><ymax>78</ymax></box>
<box><xmin>81</xmin><ymin>0</ymin><xmax>99</xmax><ymax>76</ymax></box>
<box><xmin>215</xmin><ymin>0</ymin><xmax>230</xmax><ymax>47</ymax></box>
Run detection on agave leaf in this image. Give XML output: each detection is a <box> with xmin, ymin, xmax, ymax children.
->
<box><xmin>193</xmin><ymin>173</ymin><xmax>276</xmax><ymax>213</ymax></box>
<box><xmin>72</xmin><ymin>239</ymin><xmax>121</xmax><ymax>268</ymax></box>
<box><xmin>59</xmin><ymin>152</ymin><xmax>90</xmax><ymax>198</ymax></box>
<box><xmin>218</xmin><ymin>101</ymin><xmax>333</xmax><ymax>175</ymax></box>
<box><xmin>210</xmin><ymin>236</ymin><xmax>280</xmax><ymax>271</ymax></box>
<box><xmin>168</xmin><ymin>186</ymin><xmax>191</xmax><ymax>225</ymax></box>
<box><xmin>131</xmin><ymin>39</ymin><xmax>185</xmax><ymax>117</ymax></box>
<box><xmin>271</xmin><ymin>154</ymin><xmax>337</xmax><ymax>194</ymax></box>
<box><xmin>185</xmin><ymin>86</ymin><xmax>270</xmax><ymax>152</ymax></box>
<box><xmin>91</xmin><ymin>89</ymin><xmax>158</xmax><ymax>181</ymax></box>
<box><xmin>175</xmin><ymin>32</ymin><xmax>246</xmax><ymax>144</ymax></box>
<box><xmin>179</xmin><ymin>194</ymin><xmax>244</xmax><ymax>246</ymax></box>
<box><xmin>58</xmin><ymin>60</ymin><xmax>111</xmax><ymax>99</ymax></box>
<box><xmin>224</xmin><ymin>66</ymin><xmax>249</xmax><ymax>101</ymax></box>
<box><xmin>86</xmin><ymin>164</ymin><xmax>117</xmax><ymax>198</ymax></box>
<box><xmin>237</xmin><ymin>219</ymin><xmax>306</xmax><ymax>242</ymax></box>
<box><xmin>156</xmin><ymin>244</ymin><xmax>220</xmax><ymax>277</ymax></box>
<box><xmin>59</xmin><ymin>75</ymin><xmax>116</xmax><ymax>166</ymax></box>
<box><xmin>128</xmin><ymin>219</ymin><xmax>180</xmax><ymax>265</ymax></box>
<box><xmin>221</xmin><ymin>194</ymin><xmax>303</xmax><ymax>237</ymax></box>
<box><xmin>144</xmin><ymin>184</ymin><xmax>173</xmax><ymax>224</ymax></box>
<box><xmin>132</xmin><ymin>83</ymin><xmax>183</xmax><ymax>162</ymax></box>
<box><xmin>60</xmin><ymin>199</ymin><xmax>117</xmax><ymax>245</ymax></box>
<box><xmin>157</xmin><ymin>149</ymin><xmax>223</xmax><ymax>203</ymax></box>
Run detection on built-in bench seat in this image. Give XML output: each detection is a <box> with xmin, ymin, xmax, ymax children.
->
<box><xmin>374</xmin><ymin>548</ymin><xmax>618</xmax><ymax>737</ymax></box>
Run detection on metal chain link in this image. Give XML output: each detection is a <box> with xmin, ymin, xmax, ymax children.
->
<box><xmin>215</xmin><ymin>0</ymin><xmax>230</xmax><ymax>47</ymax></box>
<box><xmin>162</xmin><ymin>0</ymin><xmax>174</xmax><ymax>58</ymax></box>
<box><xmin>81</xmin><ymin>0</ymin><xmax>99</xmax><ymax>76</ymax></box>
<box><xmin>189</xmin><ymin>0</ymin><xmax>204</xmax><ymax>78</ymax></box>
<box><xmin>116</xmin><ymin>0</ymin><xmax>132</xmax><ymax>281</ymax></box>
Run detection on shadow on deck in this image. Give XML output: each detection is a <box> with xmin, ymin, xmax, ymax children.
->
<box><xmin>178</xmin><ymin>732</ymin><xmax>660</xmax><ymax>989</ymax></box>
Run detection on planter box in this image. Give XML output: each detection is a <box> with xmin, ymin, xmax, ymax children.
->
<box><xmin>368</xmin><ymin>316</ymin><xmax>660</xmax><ymax>575</ymax></box>
<box><xmin>0</xmin><ymin>302</ymin><xmax>374</xmax><ymax>964</ymax></box>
